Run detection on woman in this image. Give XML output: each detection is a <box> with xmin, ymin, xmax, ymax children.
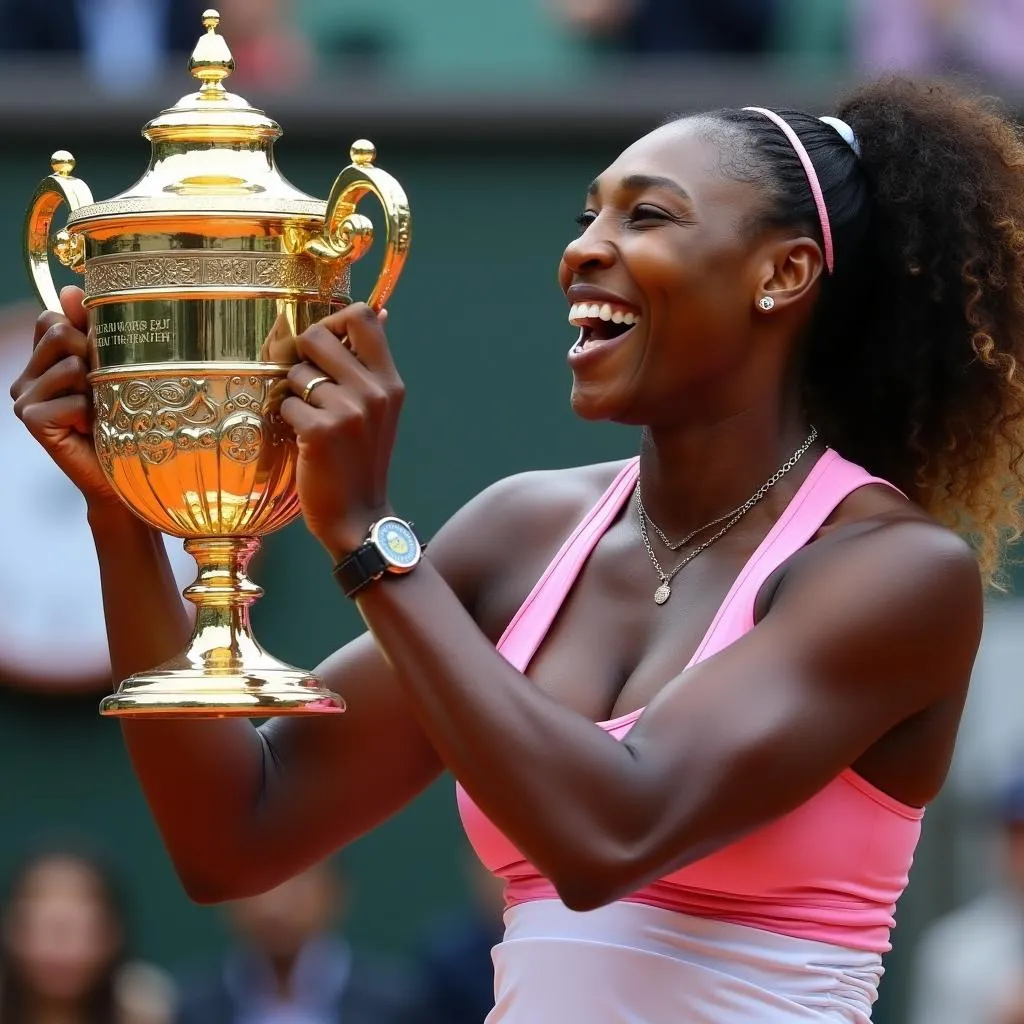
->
<box><xmin>0</xmin><ymin>850</ymin><xmax>174</xmax><ymax>1024</ymax></box>
<box><xmin>11</xmin><ymin>76</ymin><xmax>1024</xmax><ymax>1021</ymax></box>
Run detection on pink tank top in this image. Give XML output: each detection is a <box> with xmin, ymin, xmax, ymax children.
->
<box><xmin>457</xmin><ymin>449</ymin><xmax>924</xmax><ymax>955</ymax></box>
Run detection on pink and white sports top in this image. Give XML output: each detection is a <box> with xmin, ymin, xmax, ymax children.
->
<box><xmin>458</xmin><ymin>449</ymin><xmax>924</xmax><ymax>958</ymax></box>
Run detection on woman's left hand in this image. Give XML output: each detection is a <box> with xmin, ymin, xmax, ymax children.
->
<box><xmin>279</xmin><ymin>302</ymin><xmax>403</xmax><ymax>563</ymax></box>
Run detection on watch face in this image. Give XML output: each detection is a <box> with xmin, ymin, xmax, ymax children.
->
<box><xmin>373</xmin><ymin>517</ymin><xmax>421</xmax><ymax>571</ymax></box>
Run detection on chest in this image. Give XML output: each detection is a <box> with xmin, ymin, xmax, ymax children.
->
<box><xmin>480</xmin><ymin>516</ymin><xmax>771</xmax><ymax>724</ymax></box>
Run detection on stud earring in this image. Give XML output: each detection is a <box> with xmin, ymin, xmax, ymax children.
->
<box><xmin>758</xmin><ymin>295</ymin><xmax>775</xmax><ymax>311</ymax></box>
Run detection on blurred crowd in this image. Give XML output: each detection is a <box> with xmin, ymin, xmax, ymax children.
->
<box><xmin>0</xmin><ymin>0</ymin><xmax>1022</xmax><ymax>91</ymax></box>
<box><xmin>0</xmin><ymin>844</ymin><xmax>504</xmax><ymax>1024</ymax></box>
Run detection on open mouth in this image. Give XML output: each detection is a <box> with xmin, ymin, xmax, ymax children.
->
<box><xmin>568</xmin><ymin>301</ymin><xmax>642</xmax><ymax>352</ymax></box>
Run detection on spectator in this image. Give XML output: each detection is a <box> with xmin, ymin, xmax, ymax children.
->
<box><xmin>175</xmin><ymin>860</ymin><xmax>413</xmax><ymax>1024</ymax></box>
<box><xmin>0</xmin><ymin>0</ymin><xmax>207</xmax><ymax>91</ymax></box>
<box><xmin>405</xmin><ymin>854</ymin><xmax>504</xmax><ymax>1024</ymax></box>
<box><xmin>907</xmin><ymin>770</ymin><xmax>1024</xmax><ymax>1024</ymax></box>
<box><xmin>851</xmin><ymin>0</ymin><xmax>1024</xmax><ymax>87</ymax></box>
<box><xmin>0</xmin><ymin>847</ymin><xmax>175</xmax><ymax>1024</ymax></box>
<box><xmin>552</xmin><ymin>0</ymin><xmax>781</xmax><ymax>55</ymax></box>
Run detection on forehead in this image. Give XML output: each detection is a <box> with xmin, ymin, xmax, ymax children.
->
<box><xmin>591</xmin><ymin>118</ymin><xmax>758</xmax><ymax>214</ymax></box>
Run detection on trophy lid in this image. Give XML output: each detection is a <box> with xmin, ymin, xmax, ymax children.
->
<box><xmin>67</xmin><ymin>9</ymin><xmax>325</xmax><ymax>226</ymax></box>
<box><xmin>143</xmin><ymin>8</ymin><xmax>281</xmax><ymax>145</ymax></box>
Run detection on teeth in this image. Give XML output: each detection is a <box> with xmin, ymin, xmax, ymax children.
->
<box><xmin>567</xmin><ymin>300</ymin><xmax>642</xmax><ymax>327</ymax></box>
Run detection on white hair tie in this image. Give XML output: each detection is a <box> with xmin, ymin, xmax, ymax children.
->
<box><xmin>820</xmin><ymin>116</ymin><xmax>861</xmax><ymax>158</ymax></box>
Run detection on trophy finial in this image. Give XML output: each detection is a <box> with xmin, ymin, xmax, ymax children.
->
<box><xmin>189</xmin><ymin>8</ymin><xmax>235</xmax><ymax>96</ymax></box>
<box><xmin>50</xmin><ymin>151</ymin><xmax>76</xmax><ymax>177</ymax></box>
<box><xmin>350</xmin><ymin>141</ymin><xmax>377</xmax><ymax>167</ymax></box>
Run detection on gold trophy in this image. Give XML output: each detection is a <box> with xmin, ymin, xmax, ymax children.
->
<box><xmin>22</xmin><ymin>9</ymin><xmax>411</xmax><ymax>717</ymax></box>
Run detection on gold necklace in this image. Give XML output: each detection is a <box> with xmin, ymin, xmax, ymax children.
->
<box><xmin>636</xmin><ymin>426</ymin><xmax>819</xmax><ymax>605</ymax></box>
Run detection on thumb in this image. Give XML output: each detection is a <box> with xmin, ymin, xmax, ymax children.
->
<box><xmin>59</xmin><ymin>286</ymin><xmax>88</xmax><ymax>332</ymax></box>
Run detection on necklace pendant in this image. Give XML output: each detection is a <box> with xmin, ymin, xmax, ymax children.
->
<box><xmin>654</xmin><ymin>583</ymin><xmax>672</xmax><ymax>605</ymax></box>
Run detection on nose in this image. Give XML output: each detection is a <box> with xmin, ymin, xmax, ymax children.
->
<box><xmin>561</xmin><ymin>218</ymin><xmax>616</xmax><ymax>276</ymax></box>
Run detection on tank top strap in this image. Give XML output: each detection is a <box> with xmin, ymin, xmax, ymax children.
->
<box><xmin>685</xmin><ymin>449</ymin><xmax>904</xmax><ymax>667</ymax></box>
<box><xmin>497</xmin><ymin>459</ymin><xmax>640</xmax><ymax>673</ymax></box>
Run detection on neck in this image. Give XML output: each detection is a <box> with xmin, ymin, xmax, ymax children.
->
<box><xmin>637</xmin><ymin>404</ymin><xmax>816</xmax><ymax>539</ymax></box>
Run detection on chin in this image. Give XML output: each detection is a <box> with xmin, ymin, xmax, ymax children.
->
<box><xmin>569</xmin><ymin>382</ymin><xmax>641</xmax><ymax>425</ymax></box>
<box><xmin>569</xmin><ymin>383</ymin><xmax>614</xmax><ymax>422</ymax></box>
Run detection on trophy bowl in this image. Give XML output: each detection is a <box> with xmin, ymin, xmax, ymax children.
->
<box><xmin>22</xmin><ymin>10</ymin><xmax>411</xmax><ymax>717</ymax></box>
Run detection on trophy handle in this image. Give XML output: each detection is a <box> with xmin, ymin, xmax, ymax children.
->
<box><xmin>306</xmin><ymin>140</ymin><xmax>411</xmax><ymax>312</ymax></box>
<box><xmin>24</xmin><ymin>150</ymin><xmax>94</xmax><ymax>315</ymax></box>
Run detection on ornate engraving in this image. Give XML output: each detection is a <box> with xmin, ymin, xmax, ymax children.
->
<box><xmin>85</xmin><ymin>261</ymin><xmax>132</xmax><ymax>293</ymax></box>
<box><xmin>220</xmin><ymin>413</ymin><xmax>264</xmax><ymax>463</ymax></box>
<box><xmin>255</xmin><ymin>256</ymin><xmax>317</xmax><ymax>291</ymax></box>
<box><xmin>93</xmin><ymin>373</ymin><xmax>278</xmax><ymax>470</ymax></box>
<box><xmin>205</xmin><ymin>257</ymin><xmax>251</xmax><ymax>286</ymax></box>
<box><xmin>163</xmin><ymin>258</ymin><xmax>201</xmax><ymax>286</ymax></box>
<box><xmin>84</xmin><ymin>250</ymin><xmax>350</xmax><ymax>299</ymax></box>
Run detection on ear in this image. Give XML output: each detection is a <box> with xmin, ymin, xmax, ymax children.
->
<box><xmin>756</xmin><ymin>236</ymin><xmax>825</xmax><ymax>312</ymax></box>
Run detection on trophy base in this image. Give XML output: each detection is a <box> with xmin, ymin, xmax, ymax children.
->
<box><xmin>98</xmin><ymin>535</ymin><xmax>346</xmax><ymax>719</ymax></box>
<box><xmin>99</xmin><ymin>661</ymin><xmax>345</xmax><ymax>718</ymax></box>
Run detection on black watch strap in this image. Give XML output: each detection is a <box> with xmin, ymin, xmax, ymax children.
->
<box><xmin>332</xmin><ymin>542</ymin><xmax>388</xmax><ymax>598</ymax></box>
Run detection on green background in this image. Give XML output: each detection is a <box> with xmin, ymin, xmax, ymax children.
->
<box><xmin>0</xmin><ymin>80</ymin><xmax>1001</xmax><ymax>1020</ymax></box>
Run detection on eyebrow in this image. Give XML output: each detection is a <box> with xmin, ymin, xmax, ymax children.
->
<box><xmin>586</xmin><ymin>173</ymin><xmax>691</xmax><ymax>202</ymax></box>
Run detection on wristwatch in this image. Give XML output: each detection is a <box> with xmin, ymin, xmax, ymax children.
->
<box><xmin>332</xmin><ymin>516</ymin><xmax>423</xmax><ymax>598</ymax></box>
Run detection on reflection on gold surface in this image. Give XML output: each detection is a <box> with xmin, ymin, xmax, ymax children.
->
<box><xmin>21</xmin><ymin>9</ymin><xmax>411</xmax><ymax>717</ymax></box>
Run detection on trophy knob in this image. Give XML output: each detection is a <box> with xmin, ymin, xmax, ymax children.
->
<box><xmin>50</xmin><ymin>150</ymin><xmax>76</xmax><ymax>176</ymax></box>
<box><xmin>350</xmin><ymin>140</ymin><xmax>377</xmax><ymax>167</ymax></box>
<box><xmin>189</xmin><ymin>8</ymin><xmax>235</xmax><ymax>94</ymax></box>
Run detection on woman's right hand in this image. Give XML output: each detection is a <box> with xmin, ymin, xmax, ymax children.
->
<box><xmin>9</xmin><ymin>285</ymin><xmax>121</xmax><ymax>510</ymax></box>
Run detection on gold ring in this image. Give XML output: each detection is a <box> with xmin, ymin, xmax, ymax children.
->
<box><xmin>301</xmin><ymin>375</ymin><xmax>332</xmax><ymax>403</ymax></box>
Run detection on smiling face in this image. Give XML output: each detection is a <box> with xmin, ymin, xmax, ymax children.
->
<box><xmin>560</xmin><ymin>118</ymin><xmax>795</xmax><ymax>427</ymax></box>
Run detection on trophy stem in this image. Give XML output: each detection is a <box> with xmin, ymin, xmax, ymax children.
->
<box><xmin>98</xmin><ymin>537</ymin><xmax>345</xmax><ymax>718</ymax></box>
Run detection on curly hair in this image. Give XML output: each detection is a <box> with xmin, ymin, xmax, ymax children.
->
<box><xmin>707</xmin><ymin>78</ymin><xmax>1024</xmax><ymax>588</ymax></box>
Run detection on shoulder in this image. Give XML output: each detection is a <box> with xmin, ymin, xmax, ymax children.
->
<box><xmin>459</xmin><ymin>459</ymin><xmax>631</xmax><ymax>523</ymax></box>
<box><xmin>807</xmin><ymin>500</ymin><xmax>981</xmax><ymax>613</ymax></box>
<box><xmin>769</xmin><ymin>502</ymin><xmax>983</xmax><ymax>703</ymax></box>
<box><xmin>427</xmin><ymin>459</ymin><xmax>632</xmax><ymax>602</ymax></box>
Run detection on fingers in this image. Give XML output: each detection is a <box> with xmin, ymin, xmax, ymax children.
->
<box><xmin>28</xmin><ymin>287</ymin><xmax>86</xmax><ymax>348</ymax></box>
<box><xmin>18</xmin><ymin>393</ymin><xmax>92</xmax><ymax>439</ymax></box>
<box><xmin>279</xmin><ymin>389</ymin><xmax>365</xmax><ymax>439</ymax></box>
<box><xmin>59</xmin><ymin>286</ymin><xmax>88</xmax><ymax>331</ymax></box>
<box><xmin>297</xmin><ymin>303</ymin><xmax>397</xmax><ymax>379</ymax></box>
<box><xmin>287</xmin><ymin>363</ymin><xmax>338</xmax><ymax>407</ymax></box>
<box><xmin>14</xmin><ymin>316</ymin><xmax>90</xmax><ymax>403</ymax></box>
<box><xmin>33</xmin><ymin>308</ymin><xmax>66</xmax><ymax>347</ymax></box>
<box><xmin>13</xmin><ymin>353</ymin><xmax>90</xmax><ymax>419</ymax></box>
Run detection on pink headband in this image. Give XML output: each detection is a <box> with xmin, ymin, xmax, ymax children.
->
<box><xmin>743</xmin><ymin>106</ymin><xmax>834</xmax><ymax>275</ymax></box>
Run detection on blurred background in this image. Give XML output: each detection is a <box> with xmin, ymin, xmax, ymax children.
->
<box><xmin>2</xmin><ymin>1</ymin><xmax>1024</xmax><ymax>1022</ymax></box>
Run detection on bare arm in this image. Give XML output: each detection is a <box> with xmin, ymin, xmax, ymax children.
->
<box><xmin>353</xmin><ymin>516</ymin><xmax>982</xmax><ymax>911</ymax></box>
<box><xmin>93</xmin><ymin>485</ymin><xmax>530</xmax><ymax>901</ymax></box>
<box><xmin>10</xmin><ymin>289</ymin><xmax>517</xmax><ymax>903</ymax></box>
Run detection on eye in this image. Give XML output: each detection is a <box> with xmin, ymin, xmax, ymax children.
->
<box><xmin>575</xmin><ymin>211</ymin><xmax>597</xmax><ymax>233</ymax></box>
<box><xmin>629</xmin><ymin>204</ymin><xmax>674</xmax><ymax>225</ymax></box>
